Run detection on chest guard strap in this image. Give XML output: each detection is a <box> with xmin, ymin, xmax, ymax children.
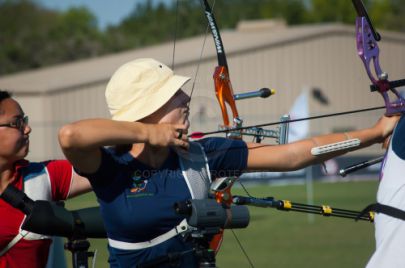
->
<box><xmin>177</xmin><ymin>142</ymin><xmax>212</xmax><ymax>199</ymax></box>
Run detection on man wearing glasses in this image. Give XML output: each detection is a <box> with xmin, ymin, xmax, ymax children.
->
<box><xmin>0</xmin><ymin>90</ymin><xmax>92</xmax><ymax>268</ymax></box>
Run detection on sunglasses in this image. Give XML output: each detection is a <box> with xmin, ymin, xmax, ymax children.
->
<box><xmin>0</xmin><ymin>115</ymin><xmax>29</xmax><ymax>131</ymax></box>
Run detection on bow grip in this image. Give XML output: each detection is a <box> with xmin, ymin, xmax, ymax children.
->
<box><xmin>214</xmin><ymin>66</ymin><xmax>240</xmax><ymax>128</ymax></box>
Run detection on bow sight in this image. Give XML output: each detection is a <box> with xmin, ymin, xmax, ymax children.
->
<box><xmin>229</xmin><ymin>87</ymin><xmax>288</xmax><ymax>143</ymax></box>
<box><xmin>218</xmin><ymin>112</ymin><xmax>290</xmax><ymax>144</ymax></box>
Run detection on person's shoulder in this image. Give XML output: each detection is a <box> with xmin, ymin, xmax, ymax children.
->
<box><xmin>102</xmin><ymin>146</ymin><xmax>134</xmax><ymax>165</ymax></box>
<box><xmin>40</xmin><ymin>159</ymin><xmax>71</xmax><ymax>169</ymax></box>
<box><xmin>195</xmin><ymin>137</ymin><xmax>247</xmax><ymax>152</ymax></box>
<box><xmin>393</xmin><ymin>115</ymin><xmax>405</xmax><ymax>140</ymax></box>
<box><xmin>21</xmin><ymin>160</ymin><xmax>72</xmax><ymax>179</ymax></box>
<box><xmin>15</xmin><ymin>159</ymin><xmax>29</xmax><ymax>168</ymax></box>
<box><xmin>395</xmin><ymin>115</ymin><xmax>405</xmax><ymax>131</ymax></box>
<box><xmin>196</xmin><ymin>136</ymin><xmax>234</xmax><ymax>145</ymax></box>
<box><xmin>196</xmin><ymin>137</ymin><xmax>227</xmax><ymax>150</ymax></box>
<box><xmin>18</xmin><ymin>160</ymin><xmax>46</xmax><ymax>173</ymax></box>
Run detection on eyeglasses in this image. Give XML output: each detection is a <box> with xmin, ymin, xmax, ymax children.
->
<box><xmin>0</xmin><ymin>115</ymin><xmax>29</xmax><ymax>131</ymax></box>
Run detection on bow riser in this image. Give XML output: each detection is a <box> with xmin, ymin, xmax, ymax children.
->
<box><xmin>356</xmin><ymin>17</ymin><xmax>383</xmax><ymax>86</ymax></box>
<box><xmin>199</xmin><ymin>0</ymin><xmax>288</xmax><ymax>145</ymax></box>
<box><xmin>214</xmin><ymin>66</ymin><xmax>240</xmax><ymax>130</ymax></box>
<box><xmin>354</xmin><ymin>2</ymin><xmax>405</xmax><ymax>115</ymax></box>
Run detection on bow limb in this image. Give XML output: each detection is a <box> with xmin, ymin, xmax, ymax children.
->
<box><xmin>192</xmin><ymin>1</ymin><xmax>280</xmax><ymax>143</ymax></box>
<box><xmin>201</xmin><ymin>0</ymin><xmax>241</xmax><ymax>136</ymax></box>
<box><xmin>352</xmin><ymin>0</ymin><xmax>405</xmax><ymax>115</ymax></box>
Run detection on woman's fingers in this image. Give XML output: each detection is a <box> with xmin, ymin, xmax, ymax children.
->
<box><xmin>146</xmin><ymin>123</ymin><xmax>189</xmax><ymax>149</ymax></box>
<box><xmin>382</xmin><ymin>135</ymin><xmax>391</xmax><ymax>149</ymax></box>
<box><xmin>173</xmin><ymin>125</ymin><xmax>189</xmax><ymax>149</ymax></box>
<box><xmin>374</xmin><ymin>115</ymin><xmax>400</xmax><ymax>142</ymax></box>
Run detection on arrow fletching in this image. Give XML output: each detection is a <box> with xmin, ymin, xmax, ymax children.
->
<box><xmin>189</xmin><ymin>132</ymin><xmax>205</xmax><ymax>139</ymax></box>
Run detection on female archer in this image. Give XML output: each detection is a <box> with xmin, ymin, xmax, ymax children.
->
<box><xmin>58</xmin><ymin>58</ymin><xmax>399</xmax><ymax>267</ymax></box>
<box><xmin>0</xmin><ymin>90</ymin><xmax>92</xmax><ymax>268</ymax></box>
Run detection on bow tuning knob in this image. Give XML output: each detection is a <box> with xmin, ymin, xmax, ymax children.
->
<box><xmin>233</xmin><ymin>88</ymin><xmax>276</xmax><ymax>100</ymax></box>
<box><xmin>259</xmin><ymin>88</ymin><xmax>276</xmax><ymax>98</ymax></box>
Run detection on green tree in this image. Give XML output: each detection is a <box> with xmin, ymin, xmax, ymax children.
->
<box><xmin>0</xmin><ymin>0</ymin><xmax>57</xmax><ymax>73</ymax></box>
<box><xmin>0</xmin><ymin>0</ymin><xmax>105</xmax><ymax>75</ymax></box>
<box><xmin>259</xmin><ymin>0</ymin><xmax>307</xmax><ymax>25</ymax></box>
<box><xmin>369</xmin><ymin>0</ymin><xmax>405</xmax><ymax>31</ymax></box>
<box><xmin>0</xmin><ymin>0</ymin><xmax>403</xmax><ymax>75</ymax></box>
<box><xmin>104</xmin><ymin>0</ymin><xmax>204</xmax><ymax>51</ymax></box>
<box><xmin>49</xmin><ymin>7</ymin><xmax>104</xmax><ymax>61</ymax></box>
<box><xmin>306</xmin><ymin>0</ymin><xmax>357</xmax><ymax>24</ymax></box>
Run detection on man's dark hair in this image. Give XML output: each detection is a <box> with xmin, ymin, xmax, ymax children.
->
<box><xmin>0</xmin><ymin>90</ymin><xmax>12</xmax><ymax>102</ymax></box>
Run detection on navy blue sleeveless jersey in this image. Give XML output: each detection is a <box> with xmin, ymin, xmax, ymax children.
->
<box><xmin>80</xmin><ymin>137</ymin><xmax>248</xmax><ymax>267</ymax></box>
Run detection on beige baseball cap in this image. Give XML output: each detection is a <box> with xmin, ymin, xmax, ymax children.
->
<box><xmin>105</xmin><ymin>58</ymin><xmax>190</xmax><ymax>122</ymax></box>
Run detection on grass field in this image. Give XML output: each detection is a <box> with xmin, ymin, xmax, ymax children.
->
<box><xmin>63</xmin><ymin>179</ymin><xmax>379</xmax><ymax>268</ymax></box>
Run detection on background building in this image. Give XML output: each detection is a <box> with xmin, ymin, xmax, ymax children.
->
<box><xmin>0</xmin><ymin>21</ymin><xmax>404</xmax><ymax>165</ymax></box>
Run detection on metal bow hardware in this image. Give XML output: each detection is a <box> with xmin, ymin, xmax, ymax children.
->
<box><xmin>179</xmin><ymin>1</ymin><xmax>394</xmax><ymax>266</ymax></box>
<box><xmin>198</xmin><ymin>0</ymin><xmax>290</xmax><ymax>257</ymax></box>
<box><xmin>353</xmin><ymin>0</ymin><xmax>405</xmax><ymax>116</ymax></box>
<box><xmin>340</xmin><ymin>1</ymin><xmax>405</xmax><ymax>177</ymax></box>
<box><xmin>198</xmin><ymin>0</ymin><xmax>288</xmax><ymax>144</ymax></box>
<box><xmin>191</xmin><ymin>0</ymin><xmax>392</xmax><ymax>143</ymax></box>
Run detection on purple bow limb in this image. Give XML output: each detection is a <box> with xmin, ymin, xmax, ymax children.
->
<box><xmin>356</xmin><ymin>17</ymin><xmax>405</xmax><ymax>115</ymax></box>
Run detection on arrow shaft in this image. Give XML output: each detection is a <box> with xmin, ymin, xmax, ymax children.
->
<box><xmin>191</xmin><ymin>106</ymin><xmax>385</xmax><ymax>138</ymax></box>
